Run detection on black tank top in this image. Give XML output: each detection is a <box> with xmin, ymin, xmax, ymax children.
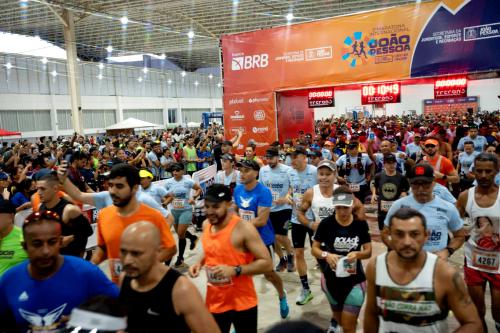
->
<box><xmin>40</xmin><ymin>198</ymin><xmax>88</xmax><ymax>256</ymax></box>
<box><xmin>120</xmin><ymin>268</ymin><xmax>190</xmax><ymax>333</ymax></box>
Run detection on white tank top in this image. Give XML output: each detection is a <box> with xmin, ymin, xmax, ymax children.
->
<box><xmin>310</xmin><ymin>184</ymin><xmax>339</xmax><ymax>222</ymax></box>
<box><xmin>464</xmin><ymin>186</ymin><xmax>500</xmax><ymax>274</ymax></box>
<box><xmin>375</xmin><ymin>252</ymin><xmax>448</xmax><ymax>333</ymax></box>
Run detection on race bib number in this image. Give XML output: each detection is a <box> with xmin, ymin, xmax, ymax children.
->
<box><xmin>206</xmin><ymin>266</ymin><xmax>233</xmax><ymax>287</ymax></box>
<box><xmin>271</xmin><ymin>191</ymin><xmax>279</xmax><ymax>202</ymax></box>
<box><xmin>109</xmin><ymin>258</ymin><xmax>122</xmax><ymax>281</ymax></box>
<box><xmin>293</xmin><ymin>192</ymin><xmax>304</xmax><ymax>207</ymax></box>
<box><xmin>349</xmin><ymin>183</ymin><xmax>360</xmax><ymax>192</ymax></box>
<box><xmin>472</xmin><ymin>248</ymin><xmax>500</xmax><ymax>271</ymax></box>
<box><xmin>173</xmin><ymin>198</ymin><xmax>185</xmax><ymax>209</ymax></box>
<box><xmin>240</xmin><ymin>209</ymin><xmax>255</xmax><ymax>222</ymax></box>
<box><xmin>380</xmin><ymin>200</ymin><xmax>394</xmax><ymax>212</ymax></box>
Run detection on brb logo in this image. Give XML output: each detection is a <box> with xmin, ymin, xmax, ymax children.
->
<box><xmin>231</xmin><ymin>53</ymin><xmax>269</xmax><ymax>71</ymax></box>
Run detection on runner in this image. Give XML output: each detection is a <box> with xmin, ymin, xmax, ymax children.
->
<box><xmin>0</xmin><ymin>210</ymin><xmax>118</xmax><ymax>332</ymax></box>
<box><xmin>119</xmin><ymin>222</ymin><xmax>220</xmax><ymax>333</ymax></box>
<box><xmin>371</xmin><ymin>153</ymin><xmax>410</xmax><ymax>231</ymax></box>
<box><xmin>456</xmin><ymin>153</ymin><xmax>500</xmax><ymax>332</ymax></box>
<box><xmin>189</xmin><ymin>184</ymin><xmax>272</xmax><ymax>333</ymax></box>
<box><xmin>288</xmin><ymin>146</ymin><xmax>317</xmax><ymax>305</ymax></box>
<box><xmin>457</xmin><ymin>141</ymin><xmax>480</xmax><ymax>192</ymax></box>
<box><xmin>233</xmin><ymin>159</ymin><xmax>290</xmax><ymax>319</ymax></box>
<box><xmin>215</xmin><ymin>153</ymin><xmax>240</xmax><ymax>193</ymax></box>
<box><xmin>139</xmin><ymin>169</ymin><xmax>168</xmax><ymax>206</ymax></box>
<box><xmin>163</xmin><ymin>162</ymin><xmax>202</xmax><ymax>268</ymax></box>
<box><xmin>364</xmin><ymin>207</ymin><xmax>482</xmax><ymax>333</ymax></box>
<box><xmin>337</xmin><ymin>142</ymin><xmax>373</xmax><ymax>202</ymax></box>
<box><xmin>382</xmin><ymin>164</ymin><xmax>465</xmax><ymax>259</ymax></box>
<box><xmin>0</xmin><ymin>201</ymin><xmax>27</xmax><ymax>276</ymax></box>
<box><xmin>312</xmin><ymin>187</ymin><xmax>372</xmax><ymax>333</ymax></box>
<box><xmin>259</xmin><ymin>148</ymin><xmax>295</xmax><ymax>272</ymax></box>
<box><xmin>458</xmin><ymin>124</ymin><xmax>488</xmax><ymax>152</ymax></box>
<box><xmin>183</xmin><ymin>136</ymin><xmax>198</xmax><ymax>176</ymax></box>
<box><xmin>420</xmin><ymin>138</ymin><xmax>459</xmax><ymax>187</ymax></box>
<box><xmin>37</xmin><ymin>172</ymin><xmax>93</xmax><ymax>257</ymax></box>
<box><xmin>91</xmin><ymin>164</ymin><xmax>177</xmax><ymax>283</ymax></box>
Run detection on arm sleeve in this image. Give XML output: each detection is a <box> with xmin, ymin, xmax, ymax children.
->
<box><xmin>92</xmin><ymin>191</ymin><xmax>111</xmax><ymax>210</ymax></box>
<box><xmin>447</xmin><ymin>204</ymin><xmax>464</xmax><ymax>232</ymax></box>
<box><xmin>335</xmin><ymin>156</ymin><xmax>344</xmax><ymax>168</ymax></box>
<box><xmin>359</xmin><ymin>220</ymin><xmax>371</xmax><ymax>244</ymax></box>
<box><xmin>259</xmin><ymin>187</ymin><xmax>273</xmax><ymax>208</ymax></box>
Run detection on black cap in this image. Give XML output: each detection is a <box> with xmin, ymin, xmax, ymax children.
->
<box><xmin>408</xmin><ymin>163</ymin><xmax>435</xmax><ymax>183</ymax></box>
<box><xmin>236</xmin><ymin>159</ymin><xmax>260</xmax><ymax>171</ymax></box>
<box><xmin>308</xmin><ymin>150</ymin><xmax>322</xmax><ymax>158</ymax></box>
<box><xmin>468</xmin><ymin>123</ymin><xmax>478</xmax><ymax>129</ymax></box>
<box><xmin>171</xmin><ymin>163</ymin><xmax>184</xmax><ymax>171</ymax></box>
<box><xmin>221</xmin><ymin>154</ymin><xmax>235</xmax><ymax>162</ymax></box>
<box><xmin>32</xmin><ymin>168</ymin><xmax>54</xmax><ymax>181</ymax></box>
<box><xmin>265</xmin><ymin>148</ymin><xmax>279</xmax><ymax>158</ymax></box>
<box><xmin>205</xmin><ymin>184</ymin><xmax>232</xmax><ymax>203</ymax></box>
<box><xmin>0</xmin><ymin>200</ymin><xmax>16</xmax><ymax>214</ymax></box>
<box><xmin>290</xmin><ymin>146</ymin><xmax>308</xmax><ymax>156</ymax></box>
<box><xmin>347</xmin><ymin>142</ymin><xmax>358</xmax><ymax>149</ymax></box>
<box><xmin>383</xmin><ymin>153</ymin><xmax>397</xmax><ymax>163</ymax></box>
<box><xmin>0</xmin><ymin>172</ymin><xmax>8</xmax><ymax>181</ymax></box>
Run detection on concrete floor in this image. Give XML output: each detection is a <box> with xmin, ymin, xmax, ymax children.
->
<box><xmin>101</xmin><ymin>209</ymin><xmax>495</xmax><ymax>332</ymax></box>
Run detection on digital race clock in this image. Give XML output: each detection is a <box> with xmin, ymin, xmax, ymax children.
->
<box><xmin>361</xmin><ymin>82</ymin><xmax>401</xmax><ymax>105</ymax></box>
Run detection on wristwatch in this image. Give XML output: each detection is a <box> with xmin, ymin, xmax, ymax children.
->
<box><xmin>446</xmin><ymin>247</ymin><xmax>455</xmax><ymax>256</ymax></box>
<box><xmin>321</xmin><ymin>251</ymin><xmax>328</xmax><ymax>258</ymax></box>
<box><xmin>234</xmin><ymin>266</ymin><xmax>242</xmax><ymax>277</ymax></box>
<box><xmin>441</xmin><ymin>174</ymin><xmax>447</xmax><ymax>180</ymax></box>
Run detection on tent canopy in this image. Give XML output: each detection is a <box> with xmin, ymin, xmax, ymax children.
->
<box><xmin>105</xmin><ymin>118</ymin><xmax>163</xmax><ymax>130</ymax></box>
<box><xmin>0</xmin><ymin>129</ymin><xmax>21</xmax><ymax>137</ymax></box>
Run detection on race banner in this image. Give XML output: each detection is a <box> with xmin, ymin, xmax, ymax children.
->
<box><xmin>192</xmin><ymin>164</ymin><xmax>217</xmax><ymax>196</ymax></box>
<box><xmin>221</xmin><ymin>0</ymin><xmax>499</xmax><ymax>144</ymax></box>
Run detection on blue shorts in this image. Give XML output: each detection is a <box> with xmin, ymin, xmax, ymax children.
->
<box><xmin>171</xmin><ymin>209</ymin><xmax>193</xmax><ymax>225</ymax></box>
<box><xmin>321</xmin><ymin>274</ymin><xmax>366</xmax><ymax>315</ymax></box>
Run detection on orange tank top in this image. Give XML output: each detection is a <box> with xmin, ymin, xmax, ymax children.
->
<box><xmin>202</xmin><ymin>215</ymin><xmax>257</xmax><ymax>313</ymax></box>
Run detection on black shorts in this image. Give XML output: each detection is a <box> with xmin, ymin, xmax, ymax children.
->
<box><xmin>269</xmin><ymin>209</ymin><xmax>292</xmax><ymax>236</ymax></box>
<box><xmin>291</xmin><ymin>223</ymin><xmax>314</xmax><ymax>249</ymax></box>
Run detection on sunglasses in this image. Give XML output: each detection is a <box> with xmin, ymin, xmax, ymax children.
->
<box><xmin>24</xmin><ymin>210</ymin><xmax>62</xmax><ymax>226</ymax></box>
<box><xmin>425</xmin><ymin>144</ymin><xmax>436</xmax><ymax>148</ymax></box>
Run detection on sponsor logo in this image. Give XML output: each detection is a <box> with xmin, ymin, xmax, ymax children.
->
<box><xmin>305</xmin><ymin>46</ymin><xmax>333</xmax><ymax>61</ymax></box>
<box><xmin>231</xmin><ymin>53</ymin><xmax>269</xmax><ymax>71</ymax></box>
<box><xmin>253</xmin><ymin>110</ymin><xmax>265</xmax><ymax>121</ymax></box>
<box><xmin>341</xmin><ymin>32</ymin><xmax>375</xmax><ymax>67</ymax></box>
<box><xmin>228</xmin><ymin>98</ymin><xmax>244</xmax><ymax>105</ymax></box>
<box><xmin>252</xmin><ymin>126</ymin><xmax>268</xmax><ymax>134</ymax></box>
<box><xmin>230</xmin><ymin>127</ymin><xmax>246</xmax><ymax>134</ymax></box>
<box><xmin>248</xmin><ymin>97</ymin><xmax>270</xmax><ymax>104</ymax></box>
<box><xmin>229</xmin><ymin>110</ymin><xmax>245</xmax><ymax>121</ymax></box>
<box><xmin>464</xmin><ymin>23</ymin><xmax>500</xmax><ymax>41</ymax></box>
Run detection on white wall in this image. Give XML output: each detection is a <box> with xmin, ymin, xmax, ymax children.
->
<box><xmin>0</xmin><ymin>93</ymin><xmax>222</xmax><ymax>138</ymax></box>
<box><xmin>314</xmin><ymin>78</ymin><xmax>500</xmax><ymax>120</ymax></box>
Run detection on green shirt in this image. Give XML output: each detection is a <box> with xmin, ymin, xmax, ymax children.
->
<box><xmin>0</xmin><ymin>226</ymin><xmax>28</xmax><ymax>276</ymax></box>
<box><xmin>184</xmin><ymin>146</ymin><xmax>197</xmax><ymax>172</ymax></box>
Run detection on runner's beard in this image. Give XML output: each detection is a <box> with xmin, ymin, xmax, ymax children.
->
<box><xmin>111</xmin><ymin>193</ymin><xmax>133</xmax><ymax>207</ymax></box>
<box><xmin>208</xmin><ymin>211</ymin><xmax>227</xmax><ymax>225</ymax></box>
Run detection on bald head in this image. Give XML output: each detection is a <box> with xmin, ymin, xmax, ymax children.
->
<box><xmin>121</xmin><ymin>221</ymin><xmax>161</xmax><ymax>247</ymax></box>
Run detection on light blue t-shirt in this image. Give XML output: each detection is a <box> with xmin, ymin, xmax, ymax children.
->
<box><xmin>458</xmin><ymin>151</ymin><xmax>480</xmax><ymax>175</ymax></box>
<box><xmin>384</xmin><ymin>195</ymin><xmax>463</xmax><ymax>252</ymax></box>
<box><xmin>233</xmin><ymin>183</ymin><xmax>275</xmax><ymax>246</ymax></box>
<box><xmin>215</xmin><ymin>170</ymin><xmax>241</xmax><ymax>186</ymax></box>
<box><xmin>321</xmin><ymin>148</ymin><xmax>332</xmax><ymax>161</ymax></box>
<box><xmin>405</xmin><ymin>142</ymin><xmax>422</xmax><ymax>157</ymax></box>
<box><xmin>164</xmin><ymin>176</ymin><xmax>195</xmax><ymax>210</ymax></box>
<box><xmin>336</xmin><ymin>153</ymin><xmax>372</xmax><ymax>185</ymax></box>
<box><xmin>142</xmin><ymin>183</ymin><xmax>168</xmax><ymax>205</ymax></box>
<box><xmin>457</xmin><ymin>135</ymin><xmax>488</xmax><ymax>152</ymax></box>
<box><xmin>289</xmin><ymin>164</ymin><xmax>317</xmax><ymax>224</ymax></box>
<box><xmin>92</xmin><ymin>190</ymin><xmax>170</xmax><ymax>217</ymax></box>
<box><xmin>259</xmin><ymin>164</ymin><xmax>292</xmax><ymax>212</ymax></box>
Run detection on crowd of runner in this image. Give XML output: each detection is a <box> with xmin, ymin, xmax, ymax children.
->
<box><xmin>0</xmin><ymin>110</ymin><xmax>498</xmax><ymax>332</ymax></box>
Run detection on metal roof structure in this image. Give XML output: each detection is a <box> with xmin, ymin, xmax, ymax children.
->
<box><xmin>0</xmin><ymin>0</ymin><xmax>433</xmax><ymax>71</ymax></box>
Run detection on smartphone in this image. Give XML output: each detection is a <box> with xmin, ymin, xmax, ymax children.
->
<box><xmin>369</xmin><ymin>132</ymin><xmax>375</xmax><ymax>140</ymax></box>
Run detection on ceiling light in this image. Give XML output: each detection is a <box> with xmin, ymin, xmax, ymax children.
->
<box><xmin>51</xmin><ymin>70</ymin><xmax>57</xmax><ymax>77</ymax></box>
<box><xmin>137</xmin><ymin>77</ymin><xmax>143</xmax><ymax>82</ymax></box>
<box><xmin>286</xmin><ymin>13</ymin><xmax>294</xmax><ymax>21</ymax></box>
<box><xmin>181</xmin><ymin>71</ymin><xmax>186</xmax><ymax>77</ymax></box>
<box><xmin>106</xmin><ymin>45</ymin><xmax>113</xmax><ymax>53</ymax></box>
<box><xmin>208</xmin><ymin>74</ymin><xmax>213</xmax><ymax>79</ymax></box>
<box><xmin>5</xmin><ymin>62</ymin><xmax>12</xmax><ymax>70</ymax></box>
<box><xmin>142</xmin><ymin>67</ymin><xmax>148</xmax><ymax>74</ymax></box>
<box><xmin>187</xmin><ymin>30</ymin><xmax>195</xmax><ymax>39</ymax></box>
<box><xmin>194</xmin><ymin>81</ymin><xmax>199</xmax><ymax>86</ymax></box>
<box><xmin>19</xmin><ymin>0</ymin><xmax>29</xmax><ymax>3</ymax></box>
<box><xmin>120</xmin><ymin>16</ymin><xmax>128</xmax><ymax>25</ymax></box>
<box><xmin>159</xmin><ymin>53</ymin><xmax>166</xmax><ymax>60</ymax></box>
<box><xmin>217</xmin><ymin>83</ymin><xmax>221</xmax><ymax>88</ymax></box>
<box><xmin>41</xmin><ymin>57</ymin><xmax>48</xmax><ymax>64</ymax></box>
<box><xmin>98</xmin><ymin>63</ymin><xmax>104</xmax><ymax>69</ymax></box>
<box><xmin>97</xmin><ymin>74</ymin><xmax>103</xmax><ymax>80</ymax></box>
<box><xmin>167</xmin><ymin>79</ymin><xmax>172</xmax><ymax>84</ymax></box>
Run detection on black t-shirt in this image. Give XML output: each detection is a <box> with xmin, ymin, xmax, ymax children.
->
<box><xmin>313</xmin><ymin>216</ymin><xmax>370</xmax><ymax>302</ymax></box>
<box><xmin>374</xmin><ymin>171</ymin><xmax>409</xmax><ymax>215</ymax></box>
<box><xmin>213</xmin><ymin>144</ymin><xmax>222</xmax><ymax>171</ymax></box>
